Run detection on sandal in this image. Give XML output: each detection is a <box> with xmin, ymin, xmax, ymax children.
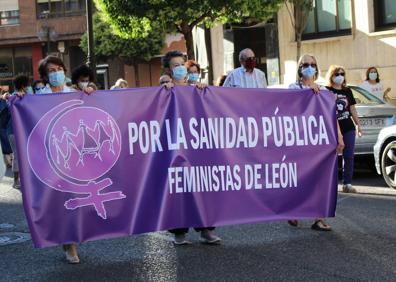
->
<box><xmin>311</xmin><ymin>220</ymin><xmax>332</xmax><ymax>231</ymax></box>
<box><xmin>287</xmin><ymin>220</ymin><xmax>298</xmax><ymax>227</ymax></box>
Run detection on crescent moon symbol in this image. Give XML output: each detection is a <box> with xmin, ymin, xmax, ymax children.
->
<box><xmin>27</xmin><ymin>99</ymin><xmax>125</xmax><ymax>219</ymax></box>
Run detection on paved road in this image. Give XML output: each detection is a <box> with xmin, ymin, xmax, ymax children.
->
<box><xmin>1</xmin><ymin>161</ymin><xmax>396</xmax><ymax>282</ymax></box>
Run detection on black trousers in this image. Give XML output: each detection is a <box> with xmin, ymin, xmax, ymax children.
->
<box><xmin>169</xmin><ymin>227</ymin><xmax>215</xmax><ymax>235</ymax></box>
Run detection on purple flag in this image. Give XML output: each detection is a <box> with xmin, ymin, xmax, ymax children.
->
<box><xmin>10</xmin><ymin>86</ymin><xmax>338</xmax><ymax>248</ymax></box>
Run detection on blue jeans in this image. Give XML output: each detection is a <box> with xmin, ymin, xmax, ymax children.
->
<box><xmin>342</xmin><ymin>130</ymin><xmax>356</xmax><ymax>185</ymax></box>
<box><xmin>0</xmin><ymin>128</ymin><xmax>12</xmax><ymax>155</ymax></box>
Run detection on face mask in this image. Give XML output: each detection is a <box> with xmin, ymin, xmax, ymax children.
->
<box><xmin>369</xmin><ymin>72</ymin><xmax>378</xmax><ymax>81</ymax></box>
<box><xmin>25</xmin><ymin>86</ymin><xmax>33</xmax><ymax>95</ymax></box>
<box><xmin>332</xmin><ymin>75</ymin><xmax>344</xmax><ymax>85</ymax></box>
<box><xmin>172</xmin><ymin>66</ymin><xmax>188</xmax><ymax>81</ymax></box>
<box><xmin>79</xmin><ymin>82</ymin><xmax>89</xmax><ymax>89</ymax></box>
<box><xmin>245</xmin><ymin>57</ymin><xmax>257</xmax><ymax>70</ymax></box>
<box><xmin>301</xmin><ymin>66</ymin><xmax>316</xmax><ymax>78</ymax></box>
<box><xmin>188</xmin><ymin>73</ymin><xmax>199</xmax><ymax>83</ymax></box>
<box><xmin>48</xmin><ymin>71</ymin><xmax>65</xmax><ymax>87</ymax></box>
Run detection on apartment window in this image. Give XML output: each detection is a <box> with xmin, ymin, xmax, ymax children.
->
<box><xmin>0</xmin><ymin>0</ymin><xmax>20</xmax><ymax>26</ymax></box>
<box><xmin>0</xmin><ymin>47</ymin><xmax>33</xmax><ymax>89</ymax></box>
<box><xmin>374</xmin><ymin>0</ymin><xmax>396</xmax><ymax>30</ymax></box>
<box><xmin>302</xmin><ymin>0</ymin><xmax>352</xmax><ymax>40</ymax></box>
<box><xmin>37</xmin><ymin>0</ymin><xmax>86</xmax><ymax>19</ymax></box>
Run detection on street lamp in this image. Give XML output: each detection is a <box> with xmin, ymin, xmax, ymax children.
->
<box><xmin>37</xmin><ymin>10</ymin><xmax>58</xmax><ymax>55</ymax></box>
<box><xmin>86</xmin><ymin>0</ymin><xmax>96</xmax><ymax>81</ymax></box>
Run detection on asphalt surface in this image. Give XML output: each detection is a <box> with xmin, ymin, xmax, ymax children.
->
<box><xmin>1</xmin><ymin>159</ymin><xmax>396</xmax><ymax>282</ymax></box>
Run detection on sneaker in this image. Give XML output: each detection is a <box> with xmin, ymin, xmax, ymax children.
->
<box><xmin>200</xmin><ymin>230</ymin><xmax>221</xmax><ymax>244</ymax></box>
<box><xmin>342</xmin><ymin>184</ymin><xmax>357</xmax><ymax>193</ymax></box>
<box><xmin>311</xmin><ymin>220</ymin><xmax>332</xmax><ymax>231</ymax></box>
<box><xmin>63</xmin><ymin>245</ymin><xmax>80</xmax><ymax>264</ymax></box>
<box><xmin>65</xmin><ymin>252</ymin><xmax>80</xmax><ymax>264</ymax></box>
<box><xmin>12</xmin><ymin>182</ymin><xmax>20</xmax><ymax>189</ymax></box>
<box><xmin>173</xmin><ymin>233</ymin><xmax>192</xmax><ymax>245</ymax></box>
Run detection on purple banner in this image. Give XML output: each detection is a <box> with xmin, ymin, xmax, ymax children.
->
<box><xmin>10</xmin><ymin>86</ymin><xmax>338</xmax><ymax>248</ymax></box>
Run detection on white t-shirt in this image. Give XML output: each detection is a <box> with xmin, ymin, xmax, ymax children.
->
<box><xmin>359</xmin><ymin>80</ymin><xmax>384</xmax><ymax>101</ymax></box>
<box><xmin>223</xmin><ymin>67</ymin><xmax>267</xmax><ymax>88</ymax></box>
<box><xmin>288</xmin><ymin>82</ymin><xmax>326</xmax><ymax>90</ymax></box>
<box><xmin>39</xmin><ymin>84</ymin><xmax>74</xmax><ymax>94</ymax></box>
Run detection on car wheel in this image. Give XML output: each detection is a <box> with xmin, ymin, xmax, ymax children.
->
<box><xmin>380</xmin><ymin>141</ymin><xmax>396</xmax><ymax>189</ymax></box>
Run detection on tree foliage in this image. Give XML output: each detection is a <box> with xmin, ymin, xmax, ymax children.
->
<box><xmin>94</xmin><ymin>0</ymin><xmax>285</xmax><ymax>59</ymax></box>
<box><xmin>285</xmin><ymin>0</ymin><xmax>314</xmax><ymax>62</ymax></box>
<box><xmin>80</xmin><ymin>13</ymin><xmax>165</xmax><ymax>64</ymax></box>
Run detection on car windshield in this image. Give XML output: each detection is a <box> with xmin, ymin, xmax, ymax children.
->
<box><xmin>349</xmin><ymin>85</ymin><xmax>384</xmax><ymax>105</ymax></box>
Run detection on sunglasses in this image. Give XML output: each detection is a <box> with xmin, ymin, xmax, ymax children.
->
<box><xmin>334</xmin><ymin>72</ymin><xmax>345</xmax><ymax>77</ymax></box>
<box><xmin>301</xmin><ymin>63</ymin><xmax>317</xmax><ymax>68</ymax></box>
<box><xmin>160</xmin><ymin>80</ymin><xmax>171</xmax><ymax>85</ymax></box>
<box><xmin>245</xmin><ymin>57</ymin><xmax>256</xmax><ymax>62</ymax></box>
<box><xmin>35</xmin><ymin>86</ymin><xmax>46</xmax><ymax>91</ymax></box>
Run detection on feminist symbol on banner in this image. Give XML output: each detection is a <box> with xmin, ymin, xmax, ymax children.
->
<box><xmin>27</xmin><ymin>100</ymin><xmax>125</xmax><ymax>219</ymax></box>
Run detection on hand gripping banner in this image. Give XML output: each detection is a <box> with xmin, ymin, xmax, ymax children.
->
<box><xmin>10</xmin><ymin>86</ymin><xmax>338</xmax><ymax>248</ymax></box>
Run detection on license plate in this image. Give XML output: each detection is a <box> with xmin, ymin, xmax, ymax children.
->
<box><xmin>360</xmin><ymin>117</ymin><xmax>386</xmax><ymax>129</ymax></box>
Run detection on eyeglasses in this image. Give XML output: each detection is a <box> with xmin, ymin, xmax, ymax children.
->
<box><xmin>334</xmin><ymin>72</ymin><xmax>345</xmax><ymax>77</ymax></box>
<box><xmin>301</xmin><ymin>63</ymin><xmax>317</xmax><ymax>68</ymax></box>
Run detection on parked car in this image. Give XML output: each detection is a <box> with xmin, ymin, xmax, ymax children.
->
<box><xmin>374</xmin><ymin>125</ymin><xmax>396</xmax><ymax>189</ymax></box>
<box><xmin>349</xmin><ymin>85</ymin><xmax>396</xmax><ymax>154</ymax></box>
<box><xmin>268</xmin><ymin>84</ymin><xmax>396</xmax><ymax>155</ymax></box>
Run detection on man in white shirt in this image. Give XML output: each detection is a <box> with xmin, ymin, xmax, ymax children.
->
<box><xmin>223</xmin><ymin>48</ymin><xmax>267</xmax><ymax>88</ymax></box>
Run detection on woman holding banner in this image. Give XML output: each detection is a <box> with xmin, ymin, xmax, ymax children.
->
<box><xmin>162</xmin><ymin>50</ymin><xmax>222</xmax><ymax>245</ymax></box>
<box><xmin>287</xmin><ymin>54</ymin><xmax>344</xmax><ymax>231</ymax></box>
<box><xmin>16</xmin><ymin>55</ymin><xmax>94</xmax><ymax>264</ymax></box>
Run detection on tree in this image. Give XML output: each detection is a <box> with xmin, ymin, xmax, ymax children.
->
<box><xmin>94</xmin><ymin>0</ymin><xmax>285</xmax><ymax>60</ymax></box>
<box><xmin>80</xmin><ymin>14</ymin><xmax>165</xmax><ymax>86</ymax></box>
<box><xmin>285</xmin><ymin>0</ymin><xmax>314</xmax><ymax>62</ymax></box>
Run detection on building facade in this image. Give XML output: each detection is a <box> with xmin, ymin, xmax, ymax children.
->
<box><xmin>0</xmin><ymin>0</ymin><xmax>87</xmax><ymax>90</ymax></box>
<box><xmin>0</xmin><ymin>0</ymin><xmax>191</xmax><ymax>90</ymax></box>
<box><xmin>277</xmin><ymin>0</ymin><xmax>396</xmax><ymax>99</ymax></box>
<box><xmin>0</xmin><ymin>1</ymin><xmax>286</xmax><ymax>90</ymax></box>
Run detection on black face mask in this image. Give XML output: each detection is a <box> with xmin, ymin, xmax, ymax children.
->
<box><xmin>245</xmin><ymin>57</ymin><xmax>257</xmax><ymax>70</ymax></box>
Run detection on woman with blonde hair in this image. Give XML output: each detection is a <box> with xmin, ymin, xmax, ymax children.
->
<box><xmin>289</xmin><ymin>53</ymin><xmax>322</xmax><ymax>91</ymax></box>
<box><xmin>110</xmin><ymin>78</ymin><xmax>128</xmax><ymax>89</ymax></box>
<box><xmin>287</xmin><ymin>54</ymin><xmax>344</xmax><ymax>231</ymax></box>
<box><xmin>326</xmin><ymin>65</ymin><xmax>362</xmax><ymax>193</ymax></box>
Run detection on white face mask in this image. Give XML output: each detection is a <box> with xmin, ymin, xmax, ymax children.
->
<box><xmin>78</xmin><ymin>82</ymin><xmax>89</xmax><ymax>89</ymax></box>
<box><xmin>332</xmin><ymin>75</ymin><xmax>344</xmax><ymax>85</ymax></box>
<box><xmin>369</xmin><ymin>72</ymin><xmax>378</xmax><ymax>81</ymax></box>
